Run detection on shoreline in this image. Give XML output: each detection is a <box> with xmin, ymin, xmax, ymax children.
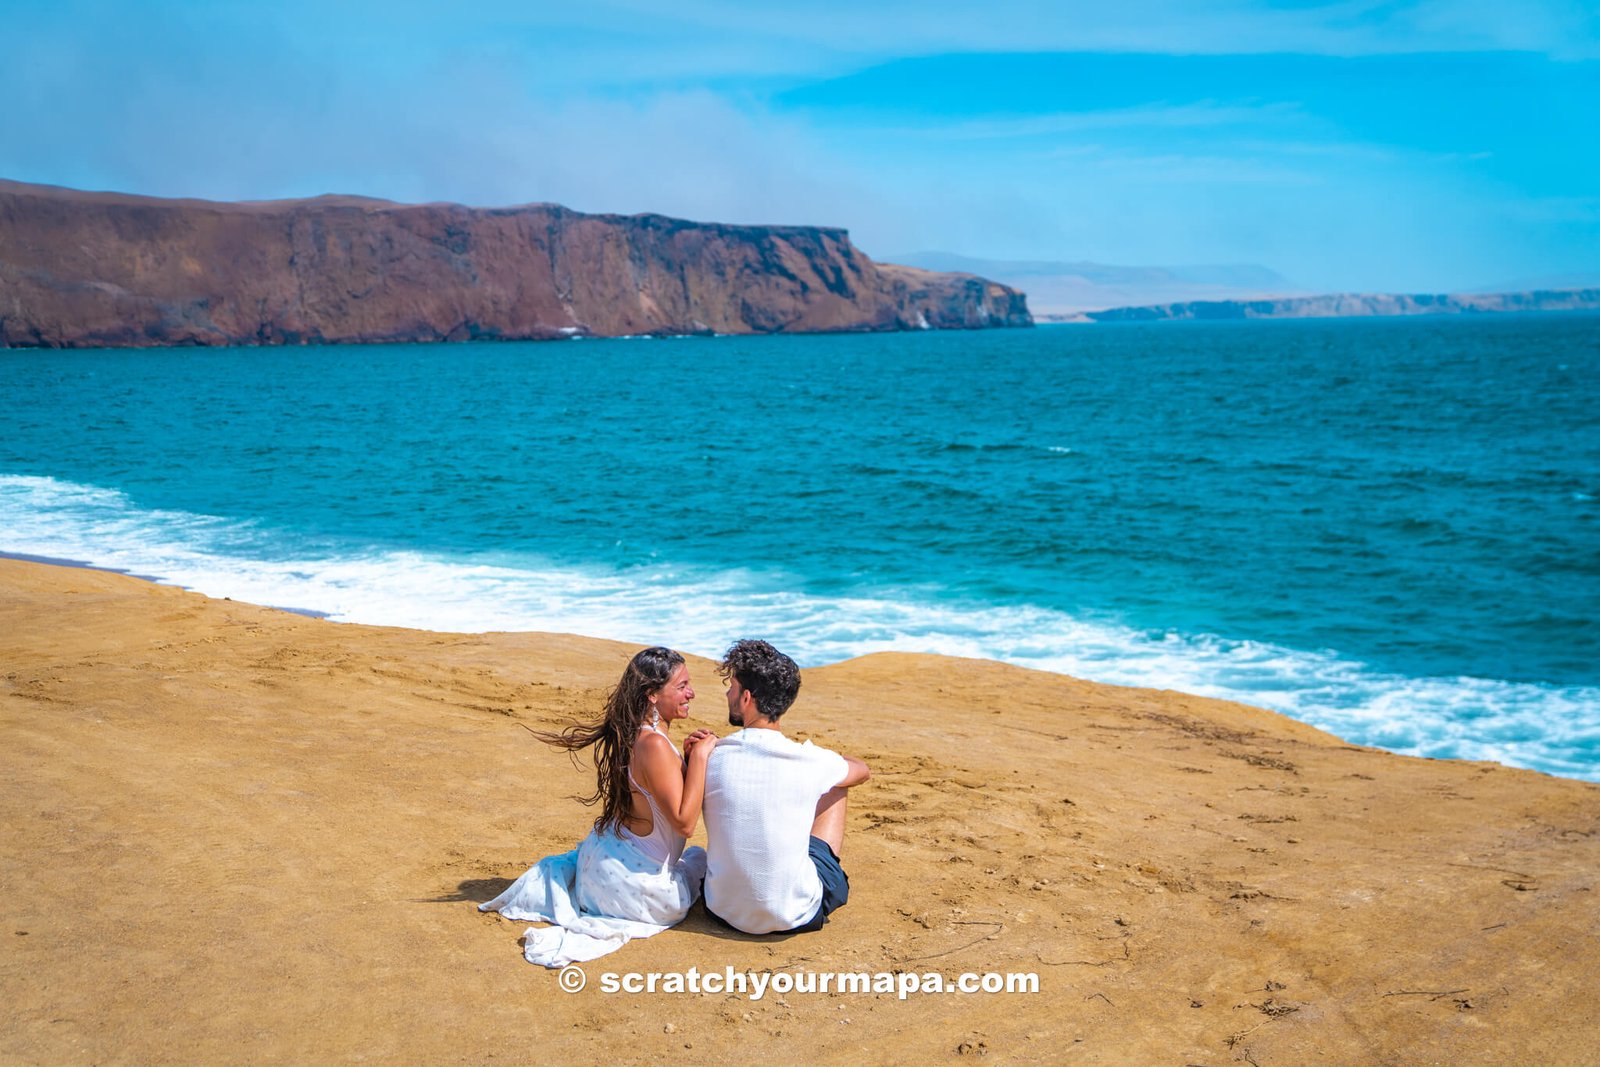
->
<box><xmin>3</xmin><ymin>554</ymin><xmax>1597</xmax><ymax>1062</ymax></box>
<box><xmin>0</xmin><ymin>552</ymin><xmax>1524</xmax><ymax>778</ymax></box>
<box><xmin>0</xmin><ymin>549</ymin><xmax>332</xmax><ymax>618</ymax></box>
<box><xmin>4</xmin><ymin>541</ymin><xmax>1593</xmax><ymax>783</ymax></box>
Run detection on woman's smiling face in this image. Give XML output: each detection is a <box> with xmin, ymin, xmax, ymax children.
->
<box><xmin>651</xmin><ymin>664</ymin><xmax>695</xmax><ymax>723</ymax></box>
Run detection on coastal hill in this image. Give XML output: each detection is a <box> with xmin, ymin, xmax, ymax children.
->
<box><xmin>1055</xmin><ymin>288</ymin><xmax>1600</xmax><ymax>322</ymax></box>
<box><xmin>3</xmin><ymin>557</ymin><xmax>1597</xmax><ymax>1062</ymax></box>
<box><xmin>0</xmin><ymin>180</ymin><xmax>1030</xmax><ymax>348</ymax></box>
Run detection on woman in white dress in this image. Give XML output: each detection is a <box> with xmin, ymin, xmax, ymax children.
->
<box><xmin>480</xmin><ymin>647</ymin><xmax>716</xmax><ymax>966</ymax></box>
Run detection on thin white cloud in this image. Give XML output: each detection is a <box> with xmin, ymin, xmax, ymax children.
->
<box><xmin>851</xmin><ymin>102</ymin><xmax>1305</xmax><ymax>142</ymax></box>
<box><xmin>566</xmin><ymin>0</ymin><xmax>1597</xmax><ymax>61</ymax></box>
<box><xmin>1031</xmin><ymin>145</ymin><xmax>1327</xmax><ymax>185</ymax></box>
<box><xmin>1395</xmin><ymin>0</ymin><xmax>1600</xmax><ymax>60</ymax></box>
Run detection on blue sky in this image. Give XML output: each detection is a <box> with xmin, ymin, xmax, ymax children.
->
<box><xmin>3</xmin><ymin>0</ymin><xmax>1597</xmax><ymax>291</ymax></box>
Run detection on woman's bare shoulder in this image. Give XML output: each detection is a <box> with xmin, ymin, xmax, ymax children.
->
<box><xmin>631</xmin><ymin>728</ymin><xmax>676</xmax><ymax>759</ymax></box>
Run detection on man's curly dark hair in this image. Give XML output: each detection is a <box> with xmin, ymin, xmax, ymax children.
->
<box><xmin>720</xmin><ymin>638</ymin><xmax>802</xmax><ymax>721</ymax></box>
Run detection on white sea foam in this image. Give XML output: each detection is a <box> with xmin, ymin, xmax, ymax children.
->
<box><xmin>4</xmin><ymin>473</ymin><xmax>1597</xmax><ymax>781</ymax></box>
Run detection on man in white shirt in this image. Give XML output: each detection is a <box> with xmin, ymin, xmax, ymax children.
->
<box><xmin>693</xmin><ymin>639</ymin><xmax>871</xmax><ymax>935</ymax></box>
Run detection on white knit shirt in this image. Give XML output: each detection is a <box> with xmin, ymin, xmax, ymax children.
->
<box><xmin>702</xmin><ymin>728</ymin><xmax>849</xmax><ymax>934</ymax></box>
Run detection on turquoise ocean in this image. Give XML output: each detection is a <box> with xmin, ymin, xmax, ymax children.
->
<box><xmin>3</xmin><ymin>316</ymin><xmax>1598</xmax><ymax>779</ymax></box>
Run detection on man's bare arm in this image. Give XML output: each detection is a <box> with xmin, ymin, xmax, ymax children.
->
<box><xmin>835</xmin><ymin>754</ymin><xmax>871</xmax><ymax>789</ymax></box>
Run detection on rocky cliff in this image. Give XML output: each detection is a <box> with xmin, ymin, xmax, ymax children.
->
<box><xmin>1072</xmin><ymin>288</ymin><xmax>1600</xmax><ymax>322</ymax></box>
<box><xmin>0</xmin><ymin>180</ymin><xmax>1030</xmax><ymax>348</ymax></box>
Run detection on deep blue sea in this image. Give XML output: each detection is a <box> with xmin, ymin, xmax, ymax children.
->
<box><xmin>3</xmin><ymin>316</ymin><xmax>1598</xmax><ymax>778</ymax></box>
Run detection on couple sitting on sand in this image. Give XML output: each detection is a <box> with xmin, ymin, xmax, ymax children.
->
<box><xmin>481</xmin><ymin>639</ymin><xmax>871</xmax><ymax>966</ymax></box>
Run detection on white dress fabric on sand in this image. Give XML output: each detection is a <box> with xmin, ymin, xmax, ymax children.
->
<box><xmin>479</xmin><ymin>724</ymin><xmax>707</xmax><ymax>967</ymax></box>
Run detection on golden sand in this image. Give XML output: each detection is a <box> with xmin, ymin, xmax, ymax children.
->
<box><xmin>2</xmin><ymin>557</ymin><xmax>1596</xmax><ymax>1063</ymax></box>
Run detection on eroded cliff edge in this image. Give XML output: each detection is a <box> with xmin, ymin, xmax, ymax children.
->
<box><xmin>0</xmin><ymin>180</ymin><xmax>1031</xmax><ymax>348</ymax></box>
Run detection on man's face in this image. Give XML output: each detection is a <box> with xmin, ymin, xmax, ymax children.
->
<box><xmin>725</xmin><ymin>676</ymin><xmax>748</xmax><ymax>727</ymax></box>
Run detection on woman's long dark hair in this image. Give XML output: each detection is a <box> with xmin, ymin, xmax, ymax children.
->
<box><xmin>535</xmin><ymin>646</ymin><xmax>684</xmax><ymax>835</ymax></box>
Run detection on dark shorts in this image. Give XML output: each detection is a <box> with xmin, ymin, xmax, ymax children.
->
<box><xmin>706</xmin><ymin>836</ymin><xmax>850</xmax><ymax>935</ymax></box>
<box><xmin>786</xmin><ymin>835</ymin><xmax>851</xmax><ymax>933</ymax></box>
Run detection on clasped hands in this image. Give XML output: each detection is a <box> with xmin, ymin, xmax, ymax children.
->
<box><xmin>682</xmin><ymin>728</ymin><xmax>718</xmax><ymax>758</ymax></box>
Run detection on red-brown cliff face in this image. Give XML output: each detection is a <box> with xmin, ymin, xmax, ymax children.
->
<box><xmin>0</xmin><ymin>181</ymin><xmax>1031</xmax><ymax>347</ymax></box>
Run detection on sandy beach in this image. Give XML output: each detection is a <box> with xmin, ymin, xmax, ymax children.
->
<box><xmin>2</xmin><ymin>556</ymin><xmax>1597</xmax><ymax>1064</ymax></box>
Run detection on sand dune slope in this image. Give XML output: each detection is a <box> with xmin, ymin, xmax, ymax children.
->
<box><xmin>2</xmin><ymin>558</ymin><xmax>1596</xmax><ymax>1064</ymax></box>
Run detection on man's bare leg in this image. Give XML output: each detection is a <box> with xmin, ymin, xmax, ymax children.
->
<box><xmin>811</xmin><ymin>787</ymin><xmax>848</xmax><ymax>857</ymax></box>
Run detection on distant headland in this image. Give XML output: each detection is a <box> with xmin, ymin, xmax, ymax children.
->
<box><xmin>892</xmin><ymin>251</ymin><xmax>1599</xmax><ymax>324</ymax></box>
<box><xmin>0</xmin><ymin>180</ymin><xmax>1031</xmax><ymax>348</ymax></box>
<box><xmin>1047</xmin><ymin>288</ymin><xmax>1600</xmax><ymax>323</ymax></box>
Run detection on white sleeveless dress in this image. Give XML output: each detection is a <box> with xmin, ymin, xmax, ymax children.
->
<box><xmin>480</xmin><ymin>722</ymin><xmax>708</xmax><ymax>966</ymax></box>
